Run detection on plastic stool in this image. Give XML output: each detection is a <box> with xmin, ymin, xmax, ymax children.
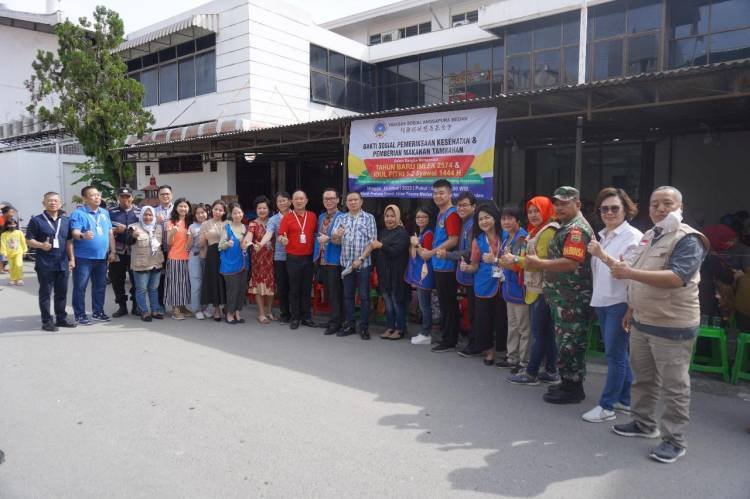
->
<box><xmin>586</xmin><ymin>321</ymin><xmax>605</xmax><ymax>358</ymax></box>
<box><xmin>731</xmin><ymin>332</ymin><xmax>750</xmax><ymax>384</ymax></box>
<box><xmin>690</xmin><ymin>326</ymin><xmax>730</xmax><ymax>382</ymax></box>
<box><xmin>312</xmin><ymin>282</ymin><xmax>331</xmax><ymax>315</ymax></box>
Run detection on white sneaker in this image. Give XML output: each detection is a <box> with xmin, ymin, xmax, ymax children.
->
<box><xmin>411</xmin><ymin>334</ymin><xmax>431</xmax><ymax>345</ymax></box>
<box><xmin>613</xmin><ymin>402</ymin><xmax>631</xmax><ymax>414</ymax></box>
<box><xmin>195</xmin><ymin>311</ymin><xmax>206</xmax><ymax>320</ymax></box>
<box><xmin>582</xmin><ymin>405</ymin><xmax>616</xmax><ymax>423</ymax></box>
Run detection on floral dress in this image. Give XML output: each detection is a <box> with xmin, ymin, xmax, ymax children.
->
<box><xmin>247</xmin><ymin>219</ymin><xmax>275</xmax><ymax>296</ymax></box>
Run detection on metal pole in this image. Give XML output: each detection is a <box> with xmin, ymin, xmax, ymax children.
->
<box><xmin>342</xmin><ymin>122</ymin><xmax>350</xmax><ymax>197</ymax></box>
<box><xmin>574</xmin><ymin>116</ymin><xmax>583</xmax><ymax>189</ymax></box>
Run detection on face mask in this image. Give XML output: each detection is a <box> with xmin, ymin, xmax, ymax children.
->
<box><xmin>655</xmin><ymin>208</ymin><xmax>682</xmax><ymax>234</ymax></box>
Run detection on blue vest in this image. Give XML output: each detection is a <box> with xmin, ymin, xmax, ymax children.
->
<box><xmin>313</xmin><ymin>210</ymin><xmax>343</xmax><ymax>265</ymax></box>
<box><xmin>432</xmin><ymin>207</ymin><xmax>457</xmax><ymax>272</ymax></box>
<box><xmin>500</xmin><ymin>229</ymin><xmax>528</xmax><ymax>304</ymax></box>
<box><xmin>405</xmin><ymin>229</ymin><xmax>435</xmax><ymax>290</ymax></box>
<box><xmin>474</xmin><ymin>232</ymin><xmax>500</xmax><ymax>298</ymax></box>
<box><xmin>455</xmin><ymin>217</ymin><xmax>475</xmax><ymax>286</ymax></box>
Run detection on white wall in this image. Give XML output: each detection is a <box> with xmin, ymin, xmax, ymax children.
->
<box><xmin>0</xmin><ymin>149</ymin><xmax>87</xmax><ymax>223</ymax></box>
<box><xmin>136</xmin><ymin>160</ymin><xmax>237</xmax><ymax>202</ymax></box>
<box><xmin>0</xmin><ymin>24</ymin><xmax>59</xmax><ymax>125</ymax></box>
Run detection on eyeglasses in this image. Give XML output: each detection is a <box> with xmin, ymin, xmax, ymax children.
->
<box><xmin>599</xmin><ymin>205</ymin><xmax>621</xmax><ymax>214</ymax></box>
<box><xmin>323</xmin><ymin>197</ymin><xmax>338</xmax><ymax>201</ymax></box>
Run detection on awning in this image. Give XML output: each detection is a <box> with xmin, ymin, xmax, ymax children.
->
<box><xmin>116</xmin><ymin>14</ymin><xmax>219</xmax><ymax>53</ymax></box>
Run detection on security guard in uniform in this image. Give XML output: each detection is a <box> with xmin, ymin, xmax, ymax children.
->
<box><xmin>108</xmin><ymin>187</ymin><xmax>141</xmax><ymax>317</ymax></box>
<box><xmin>525</xmin><ymin>186</ymin><xmax>594</xmax><ymax>404</ymax></box>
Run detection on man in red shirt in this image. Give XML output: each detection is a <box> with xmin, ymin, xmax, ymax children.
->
<box><xmin>425</xmin><ymin>179</ymin><xmax>462</xmax><ymax>352</ymax></box>
<box><xmin>278</xmin><ymin>190</ymin><xmax>318</xmax><ymax>330</ymax></box>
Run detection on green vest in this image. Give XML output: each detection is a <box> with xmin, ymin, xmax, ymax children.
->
<box><xmin>543</xmin><ymin>213</ymin><xmax>594</xmax><ymax>306</ymax></box>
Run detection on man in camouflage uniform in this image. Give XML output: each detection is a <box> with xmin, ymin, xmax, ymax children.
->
<box><xmin>525</xmin><ymin>186</ymin><xmax>594</xmax><ymax>404</ymax></box>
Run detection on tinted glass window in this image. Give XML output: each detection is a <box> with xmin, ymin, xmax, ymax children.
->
<box><xmin>507</xmin><ymin>26</ymin><xmax>532</xmax><ymax>54</ymax></box>
<box><xmin>346</xmin><ymin>80</ymin><xmax>362</xmax><ymax>110</ymax></box>
<box><xmin>142</xmin><ymin>53</ymin><xmax>158</xmax><ymax>68</ymax></box>
<box><xmin>669</xmin><ymin>37</ymin><xmax>707</xmax><ymax>67</ymax></box>
<box><xmin>627</xmin><ymin>0</ymin><xmax>661</xmax><ymax>33</ymax></box>
<box><xmin>380</xmin><ymin>63</ymin><xmax>398</xmax><ymax>86</ymax></box>
<box><xmin>443</xmin><ymin>51</ymin><xmax>466</xmax><ymax>77</ymax></box>
<box><xmin>563</xmin><ymin>12</ymin><xmax>580</xmax><ymax>45</ymax></box>
<box><xmin>420</xmin><ymin>56</ymin><xmax>442</xmax><ymax>80</ymax></box>
<box><xmin>534</xmin><ymin>17</ymin><xmax>562</xmax><ymax>50</ymax></box>
<box><xmin>311</xmin><ymin>71</ymin><xmax>328</xmax><ymax>102</ymax></box>
<box><xmin>398</xmin><ymin>81</ymin><xmax>419</xmax><ymax>107</ymax></box>
<box><xmin>177</xmin><ymin>40</ymin><xmax>195</xmax><ymax>57</ymax></box>
<box><xmin>330</xmin><ymin>77</ymin><xmax>345</xmax><ymax>107</ymax></box>
<box><xmin>329</xmin><ymin>51</ymin><xmax>345</xmax><ymax>77</ymax></box>
<box><xmin>492</xmin><ymin>43</ymin><xmax>505</xmax><ymax>70</ymax></box>
<box><xmin>711</xmin><ymin>0</ymin><xmax>750</xmax><ymax>32</ymax></box>
<box><xmin>627</xmin><ymin>34</ymin><xmax>658</xmax><ymax>74</ymax></box>
<box><xmin>534</xmin><ymin>49</ymin><xmax>561</xmax><ymax>88</ymax></box>
<box><xmin>398</xmin><ymin>60</ymin><xmax>419</xmax><ymax>83</ymax></box>
<box><xmin>467</xmin><ymin>46</ymin><xmax>492</xmax><ymax>72</ymax></box>
<box><xmin>346</xmin><ymin>57</ymin><xmax>361</xmax><ymax>82</ymax></box>
<box><xmin>159</xmin><ymin>47</ymin><xmax>176</xmax><ymax>63</ymax></box>
<box><xmin>178</xmin><ymin>57</ymin><xmax>195</xmax><ymax>100</ymax></box>
<box><xmin>126</xmin><ymin>58</ymin><xmax>141</xmax><ymax>72</ymax></box>
<box><xmin>594</xmin><ymin>2</ymin><xmax>626</xmax><ymax>39</ymax></box>
<box><xmin>507</xmin><ymin>55</ymin><xmax>531</xmax><ymax>91</ymax></box>
<box><xmin>310</xmin><ymin>45</ymin><xmax>327</xmax><ymax>71</ymax></box>
<box><xmin>670</xmin><ymin>0</ymin><xmax>710</xmax><ymax>37</ymax></box>
<box><xmin>196</xmin><ymin>34</ymin><xmax>216</xmax><ymax>51</ymax></box>
<box><xmin>141</xmin><ymin>68</ymin><xmax>158</xmax><ymax>107</ymax></box>
<box><xmin>710</xmin><ymin>28</ymin><xmax>750</xmax><ymax>62</ymax></box>
<box><xmin>195</xmin><ymin>51</ymin><xmax>216</xmax><ymax>95</ymax></box>
<box><xmin>444</xmin><ymin>75</ymin><xmax>466</xmax><ymax>102</ymax></box>
<box><xmin>159</xmin><ymin>62</ymin><xmax>177</xmax><ymax>104</ymax></box>
<box><xmin>379</xmin><ymin>85</ymin><xmax>397</xmax><ymax>110</ymax></box>
<box><xmin>466</xmin><ymin>75</ymin><xmax>491</xmax><ymax>99</ymax></box>
<box><xmin>420</xmin><ymin>79</ymin><xmax>442</xmax><ymax>104</ymax></box>
<box><xmin>564</xmin><ymin>45</ymin><xmax>579</xmax><ymax>84</ymax></box>
<box><xmin>592</xmin><ymin>39</ymin><xmax>623</xmax><ymax>79</ymax></box>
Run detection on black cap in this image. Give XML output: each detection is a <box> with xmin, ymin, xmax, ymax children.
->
<box><xmin>117</xmin><ymin>188</ymin><xmax>133</xmax><ymax>197</ymax></box>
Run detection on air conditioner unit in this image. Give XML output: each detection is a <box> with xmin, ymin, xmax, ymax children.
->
<box><xmin>381</xmin><ymin>30</ymin><xmax>398</xmax><ymax>42</ymax></box>
<box><xmin>453</xmin><ymin>19</ymin><xmax>469</xmax><ymax>27</ymax></box>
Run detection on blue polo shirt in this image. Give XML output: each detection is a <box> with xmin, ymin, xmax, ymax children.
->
<box><xmin>69</xmin><ymin>205</ymin><xmax>112</xmax><ymax>260</ymax></box>
<box><xmin>266</xmin><ymin>212</ymin><xmax>287</xmax><ymax>262</ymax></box>
<box><xmin>26</xmin><ymin>212</ymin><xmax>71</xmax><ymax>272</ymax></box>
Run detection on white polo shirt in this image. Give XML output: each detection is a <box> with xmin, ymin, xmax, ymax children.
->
<box><xmin>590</xmin><ymin>221</ymin><xmax>643</xmax><ymax>308</ymax></box>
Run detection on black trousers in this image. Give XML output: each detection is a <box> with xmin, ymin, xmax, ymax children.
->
<box><xmin>435</xmin><ymin>271</ymin><xmax>460</xmax><ymax>347</ymax></box>
<box><xmin>273</xmin><ymin>259</ymin><xmax>291</xmax><ymax>320</ymax></box>
<box><xmin>319</xmin><ymin>264</ymin><xmax>343</xmax><ymax>328</ymax></box>
<box><xmin>37</xmin><ymin>269</ymin><xmax>69</xmax><ymax>324</ymax></box>
<box><xmin>473</xmin><ymin>293</ymin><xmax>508</xmax><ymax>353</ymax></box>
<box><xmin>108</xmin><ymin>254</ymin><xmax>135</xmax><ymax>307</ymax></box>
<box><xmin>286</xmin><ymin>255</ymin><xmax>313</xmax><ymax>321</ymax></box>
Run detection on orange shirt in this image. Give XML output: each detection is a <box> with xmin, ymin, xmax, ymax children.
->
<box><xmin>167</xmin><ymin>220</ymin><xmax>190</xmax><ymax>260</ymax></box>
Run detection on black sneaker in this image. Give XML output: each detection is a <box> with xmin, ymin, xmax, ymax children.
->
<box><xmin>648</xmin><ymin>441</ymin><xmax>686</xmax><ymax>463</ymax></box>
<box><xmin>289</xmin><ymin>320</ymin><xmax>300</xmax><ymax>330</ymax></box>
<box><xmin>542</xmin><ymin>382</ymin><xmax>585</xmax><ymax>404</ymax></box>
<box><xmin>279</xmin><ymin>316</ymin><xmax>291</xmax><ymax>325</ymax></box>
<box><xmin>495</xmin><ymin>358</ymin><xmax>516</xmax><ymax>369</ymax></box>
<box><xmin>360</xmin><ymin>328</ymin><xmax>370</xmax><ymax>340</ymax></box>
<box><xmin>324</xmin><ymin>325</ymin><xmax>340</xmax><ymax>336</ymax></box>
<box><xmin>55</xmin><ymin>319</ymin><xmax>77</xmax><ymax>328</ymax></box>
<box><xmin>42</xmin><ymin>322</ymin><xmax>58</xmax><ymax>332</ymax></box>
<box><xmin>457</xmin><ymin>348</ymin><xmax>483</xmax><ymax>358</ymax></box>
<box><xmin>612</xmin><ymin>421</ymin><xmax>660</xmax><ymax>439</ymax></box>
<box><xmin>112</xmin><ymin>307</ymin><xmax>129</xmax><ymax>318</ymax></box>
<box><xmin>337</xmin><ymin>325</ymin><xmax>355</xmax><ymax>337</ymax></box>
<box><xmin>431</xmin><ymin>343</ymin><xmax>455</xmax><ymax>353</ymax></box>
<box><xmin>92</xmin><ymin>312</ymin><xmax>111</xmax><ymax>322</ymax></box>
<box><xmin>131</xmin><ymin>303</ymin><xmax>140</xmax><ymax>316</ymax></box>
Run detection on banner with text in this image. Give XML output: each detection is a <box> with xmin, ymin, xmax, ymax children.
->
<box><xmin>348</xmin><ymin>107</ymin><xmax>497</xmax><ymax>199</ymax></box>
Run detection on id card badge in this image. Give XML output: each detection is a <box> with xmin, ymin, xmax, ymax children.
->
<box><xmin>52</xmin><ymin>238</ymin><xmax>60</xmax><ymax>249</ymax></box>
<box><xmin>96</xmin><ymin>225</ymin><xmax>103</xmax><ymax>236</ymax></box>
<box><xmin>492</xmin><ymin>266</ymin><xmax>503</xmax><ymax>279</ymax></box>
<box><xmin>299</xmin><ymin>233</ymin><xmax>307</xmax><ymax>244</ymax></box>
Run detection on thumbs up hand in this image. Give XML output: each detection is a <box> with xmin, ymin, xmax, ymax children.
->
<box><xmin>610</xmin><ymin>255</ymin><xmax>630</xmax><ymax>280</ymax></box>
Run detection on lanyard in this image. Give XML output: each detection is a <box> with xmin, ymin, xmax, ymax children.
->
<box><xmin>43</xmin><ymin>213</ymin><xmax>62</xmax><ymax>240</ymax></box>
<box><xmin>293</xmin><ymin>211</ymin><xmax>307</xmax><ymax>233</ymax></box>
<box><xmin>87</xmin><ymin>209</ymin><xmax>103</xmax><ymax>230</ymax></box>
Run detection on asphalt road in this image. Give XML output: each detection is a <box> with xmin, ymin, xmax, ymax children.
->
<box><xmin>1</xmin><ymin>266</ymin><xmax>749</xmax><ymax>498</ymax></box>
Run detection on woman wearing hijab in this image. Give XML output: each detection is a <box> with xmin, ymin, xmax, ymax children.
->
<box><xmin>506</xmin><ymin>196</ymin><xmax>561</xmax><ymax>385</ymax></box>
<box><xmin>128</xmin><ymin>206</ymin><xmax>165</xmax><ymax>321</ymax></box>
<box><xmin>371</xmin><ymin>204</ymin><xmax>411</xmax><ymax>339</ymax></box>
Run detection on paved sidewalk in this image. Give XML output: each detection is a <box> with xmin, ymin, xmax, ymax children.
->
<box><xmin>0</xmin><ymin>265</ymin><xmax>748</xmax><ymax>498</ymax></box>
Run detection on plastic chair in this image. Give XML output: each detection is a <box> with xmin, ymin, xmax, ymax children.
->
<box><xmin>731</xmin><ymin>332</ymin><xmax>750</xmax><ymax>384</ymax></box>
<box><xmin>690</xmin><ymin>326</ymin><xmax>730</xmax><ymax>382</ymax></box>
<box><xmin>586</xmin><ymin>320</ymin><xmax>605</xmax><ymax>358</ymax></box>
<box><xmin>312</xmin><ymin>282</ymin><xmax>331</xmax><ymax>315</ymax></box>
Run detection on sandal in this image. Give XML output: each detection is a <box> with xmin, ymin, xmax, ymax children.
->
<box><xmin>266</xmin><ymin>313</ymin><xmax>277</xmax><ymax>321</ymax></box>
<box><xmin>380</xmin><ymin>328</ymin><xmax>395</xmax><ymax>339</ymax></box>
<box><xmin>388</xmin><ymin>330</ymin><xmax>404</xmax><ymax>340</ymax></box>
<box><xmin>257</xmin><ymin>315</ymin><xmax>271</xmax><ymax>324</ymax></box>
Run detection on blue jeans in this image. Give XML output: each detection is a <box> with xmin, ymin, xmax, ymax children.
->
<box><xmin>417</xmin><ymin>288</ymin><xmax>433</xmax><ymax>336</ymax></box>
<box><xmin>133</xmin><ymin>269</ymin><xmax>162</xmax><ymax>314</ymax></box>
<box><xmin>188</xmin><ymin>255</ymin><xmax>205</xmax><ymax>313</ymax></box>
<box><xmin>343</xmin><ymin>266</ymin><xmax>371</xmax><ymax>329</ymax></box>
<box><xmin>382</xmin><ymin>290</ymin><xmax>406</xmax><ymax>331</ymax></box>
<box><xmin>72</xmin><ymin>257</ymin><xmax>108</xmax><ymax>318</ymax></box>
<box><xmin>595</xmin><ymin>302</ymin><xmax>633</xmax><ymax>410</ymax></box>
<box><xmin>526</xmin><ymin>294</ymin><xmax>557</xmax><ymax>376</ymax></box>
